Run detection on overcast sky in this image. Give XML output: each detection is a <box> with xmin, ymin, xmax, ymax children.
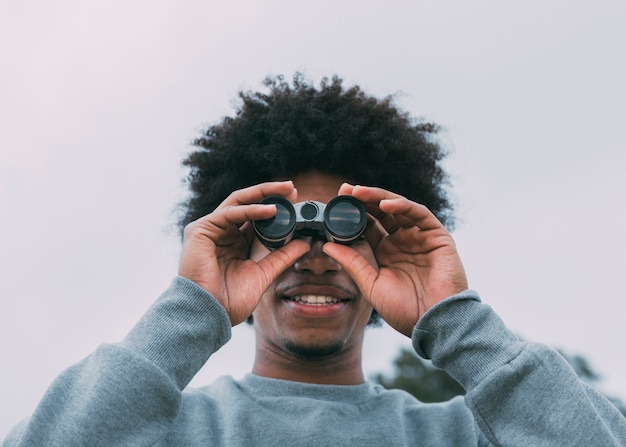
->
<box><xmin>1</xmin><ymin>0</ymin><xmax>625</xmax><ymax>438</ymax></box>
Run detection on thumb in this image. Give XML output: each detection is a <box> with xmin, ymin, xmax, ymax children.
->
<box><xmin>256</xmin><ymin>240</ymin><xmax>311</xmax><ymax>286</ymax></box>
<box><xmin>322</xmin><ymin>242</ymin><xmax>379</xmax><ymax>304</ymax></box>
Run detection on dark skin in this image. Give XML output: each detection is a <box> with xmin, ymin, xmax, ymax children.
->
<box><xmin>178</xmin><ymin>170</ymin><xmax>468</xmax><ymax>385</ymax></box>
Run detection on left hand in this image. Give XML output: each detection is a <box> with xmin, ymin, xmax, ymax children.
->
<box><xmin>323</xmin><ymin>184</ymin><xmax>468</xmax><ymax>337</ymax></box>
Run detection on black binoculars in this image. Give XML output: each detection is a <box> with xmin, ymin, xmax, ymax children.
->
<box><xmin>252</xmin><ymin>195</ymin><xmax>367</xmax><ymax>249</ymax></box>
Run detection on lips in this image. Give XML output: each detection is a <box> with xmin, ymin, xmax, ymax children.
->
<box><xmin>288</xmin><ymin>295</ymin><xmax>344</xmax><ymax>305</ymax></box>
<box><xmin>280</xmin><ymin>283</ymin><xmax>353</xmax><ymax>308</ymax></box>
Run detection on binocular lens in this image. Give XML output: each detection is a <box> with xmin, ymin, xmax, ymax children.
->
<box><xmin>253</xmin><ymin>195</ymin><xmax>366</xmax><ymax>249</ymax></box>
<box><xmin>324</xmin><ymin>197</ymin><xmax>367</xmax><ymax>240</ymax></box>
<box><xmin>254</xmin><ymin>197</ymin><xmax>296</xmax><ymax>245</ymax></box>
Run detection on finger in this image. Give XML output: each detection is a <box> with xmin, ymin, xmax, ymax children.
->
<box><xmin>350</xmin><ymin>185</ymin><xmax>443</xmax><ymax>232</ymax></box>
<box><xmin>365</xmin><ymin>204</ymin><xmax>413</xmax><ymax>236</ymax></box>
<box><xmin>372</xmin><ymin>211</ymin><xmax>402</xmax><ymax>235</ymax></box>
<box><xmin>342</xmin><ymin>184</ymin><xmax>431</xmax><ymax>234</ymax></box>
<box><xmin>347</xmin><ymin>185</ymin><xmax>408</xmax><ymax>234</ymax></box>
<box><xmin>363</xmin><ymin>218</ymin><xmax>387</xmax><ymax>249</ymax></box>
<box><xmin>256</xmin><ymin>239</ymin><xmax>310</xmax><ymax>285</ymax></box>
<box><xmin>349</xmin><ymin>184</ymin><xmax>404</xmax><ymax>203</ymax></box>
<box><xmin>337</xmin><ymin>182</ymin><xmax>355</xmax><ymax>196</ymax></box>
<box><xmin>188</xmin><ymin>203</ymin><xmax>279</xmax><ymax>236</ymax></box>
<box><xmin>218</xmin><ymin>181</ymin><xmax>297</xmax><ymax>209</ymax></box>
<box><xmin>378</xmin><ymin>198</ymin><xmax>444</xmax><ymax>231</ymax></box>
<box><xmin>322</xmin><ymin>242</ymin><xmax>379</xmax><ymax>303</ymax></box>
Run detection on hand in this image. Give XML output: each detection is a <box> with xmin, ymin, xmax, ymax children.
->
<box><xmin>323</xmin><ymin>184</ymin><xmax>468</xmax><ymax>337</ymax></box>
<box><xmin>178</xmin><ymin>181</ymin><xmax>310</xmax><ymax>325</ymax></box>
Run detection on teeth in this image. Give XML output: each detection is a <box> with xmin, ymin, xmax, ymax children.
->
<box><xmin>292</xmin><ymin>295</ymin><xmax>341</xmax><ymax>305</ymax></box>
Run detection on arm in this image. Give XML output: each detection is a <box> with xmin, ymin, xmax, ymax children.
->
<box><xmin>4</xmin><ymin>181</ymin><xmax>310</xmax><ymax>447</ymax></box>
<box><xmin>414</xmin><ymin>291</ymin><xmax>626</xmax><ymax>446</ymax></box>
<box><xmin>326</xmin><ymin>184</ymin><xmax>626</xmax><ymax>446</ymax></box>
<box><xmin>3</xmin><ymin>278</ymin><xmax>231</xmax><ymax>447</ymax></box>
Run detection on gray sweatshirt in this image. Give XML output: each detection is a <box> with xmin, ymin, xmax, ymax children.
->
<box><xmin>3</xmin><ymin>277</ymin><xmax>625</xmax><ymax>446</ymax></box>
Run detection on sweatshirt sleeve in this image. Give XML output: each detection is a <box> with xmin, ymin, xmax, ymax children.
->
<box><xmin>2</xmin><ymin>277</ymin><xmax>232</xmax><ymax>447</ymax></box>
<box><xmin>412</xmin><ymin>290</ymin><xmax>626</xmax><ymax>447</ymax></box>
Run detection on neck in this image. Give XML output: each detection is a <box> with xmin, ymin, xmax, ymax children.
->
<box><xmin>251</xmin><ymin>343</ymin><xmax>365</xmax><ymax>385</ymax></box>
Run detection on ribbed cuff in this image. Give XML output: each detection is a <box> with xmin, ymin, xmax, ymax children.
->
<box><xmin>412</xmin><ymin>290</ymin><xmax>525</xmax><ymax>390</ymax></box>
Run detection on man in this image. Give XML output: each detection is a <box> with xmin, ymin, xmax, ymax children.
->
<box><xmin>4</xmin><ymin>74</ymin><xmax>625</xmax><ymax>446</ymax></box>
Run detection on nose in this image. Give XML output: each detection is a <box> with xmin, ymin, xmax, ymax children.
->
<box><xmin>293</xmin><ymin>237</ymin><xmax>341</xmax><ymax>275</ymax></box>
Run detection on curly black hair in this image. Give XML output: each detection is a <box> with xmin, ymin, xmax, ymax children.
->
<box><xmin>179</xmin><ymin>73</ymin><xmax>455</xmax><ymax>326</ymax></box>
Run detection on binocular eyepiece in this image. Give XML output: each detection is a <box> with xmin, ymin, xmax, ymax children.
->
<box><xmin>252</xmin><ymin>195</ymin><xmax>367</xmax><ymax>250</ymax></box>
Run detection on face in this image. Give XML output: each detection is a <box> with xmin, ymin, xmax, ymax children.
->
<box><xmin>249</xmin><ymin>170</ymin><xmax>377</xmax><ymax>362</ymax></box>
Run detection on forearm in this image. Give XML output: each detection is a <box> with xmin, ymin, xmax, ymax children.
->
<box><xmin>3</xmin><ymin>277</ymin><xmax>231</xmax><ymax>447</ymax></box>
<box><xmin>413</xmin><ymin>291</ymin><xmax>626</xmax><ymax>446</ymax></box>
<box><xmin>122</xmin><ymin>276</ymin><xmax>231</xmax><ymax>389</ymax></box>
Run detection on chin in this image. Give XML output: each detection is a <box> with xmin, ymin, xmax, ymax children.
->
<box><xmin>284</xmin><ymin>340</ymin><xmax>345</xmax><ymax>359</ymax></box>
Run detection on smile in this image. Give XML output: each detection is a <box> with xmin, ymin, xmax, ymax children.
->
<box><xmin>288</xmin><ymin>295</ymin><xmax>344</xmax><ymax>305</ymax></box>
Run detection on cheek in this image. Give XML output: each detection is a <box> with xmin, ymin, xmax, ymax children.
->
<box><xmin>250</xmin><ymin>288</ymin><xmax>274</xmax><ymax>327</ymax></box>
<box><xmin>249</xmin><ymin>239</ymin><xmax>271</xmax><ymax>262</ymax></box>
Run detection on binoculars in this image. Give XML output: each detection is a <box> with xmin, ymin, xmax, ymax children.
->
<box><xmin>252</xmin><ymin>195</ymin><xmax>367</xmax><ymax>249</ymax></box>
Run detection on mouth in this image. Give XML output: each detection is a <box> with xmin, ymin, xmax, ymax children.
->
<box><xmin>279</xmin><ymin>283</ymin><xmax>354</xmax><ymax>311</ymax></box>
<box><xmin>286</xmin><ymin>294</ymin><xmax>348</xmax><ymax>306</ymax></box>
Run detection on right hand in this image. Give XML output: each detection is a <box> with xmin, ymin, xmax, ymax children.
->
<box><xmin>178</xmin><ymin>181</ymin><xmax>310</xmax><ymax>325</ymax></box>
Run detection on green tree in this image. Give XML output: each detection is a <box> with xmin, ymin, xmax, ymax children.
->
<box><xmin>371</xmin><ymin>347</ymin><xmax>465</xmax><ymax>403</ymax></box>
<box><xmin>372</xmin><ymin>346</ymin><xmax>626</xmax><ymax>417</ymax></box>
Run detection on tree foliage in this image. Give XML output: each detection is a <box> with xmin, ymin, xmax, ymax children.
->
<box><xmin>372</xmin><ymin>346</ymin><xmax>626</xmax><ymax>417</ymax></box>
<box><xmin>371</xmin><ymin>347</ymin><xmax>465</xmax><ymax>403</ymax></box>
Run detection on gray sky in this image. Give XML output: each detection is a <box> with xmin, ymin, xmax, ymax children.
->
<box><xmin>1</xmin><ymin>0</ymin><xmax>625</xmax><ymax>438</ymax></box>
